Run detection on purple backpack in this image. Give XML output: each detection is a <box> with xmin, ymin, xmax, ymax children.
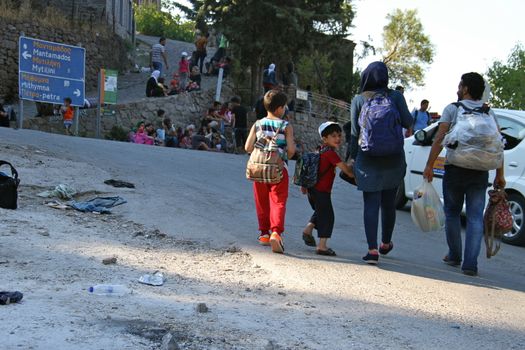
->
<box><xmin>358</xmin><ymin>92</ymin><xmax>403</xmax><ymax>156</ymax></box>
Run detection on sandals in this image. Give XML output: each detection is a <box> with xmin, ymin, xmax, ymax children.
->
<box><xmin>316</xmin><ymin>248</ymin><xmax>336</xmax><ymax>256</ymax></box>
<box><xmin>379</xmin><ymin>242</ymin><xmax>394</xmax><ymax>255</ymax></box>
<box><xmin>302</xmin><ymin>232</ymin><xmax>317</xmax><ymax>247</ymax></box>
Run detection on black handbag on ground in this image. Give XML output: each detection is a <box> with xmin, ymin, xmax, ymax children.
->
<box><xmin>0</xmin><ymin>161</ymin><xmax>20</xmax><ymax>209</ymax></box>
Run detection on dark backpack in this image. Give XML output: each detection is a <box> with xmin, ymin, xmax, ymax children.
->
<box><xmin>358</xmin><ymin>92</ymin><xmax>403</xmax><ymax>156</ymax></box>
<box><xmin>412</xmin><ymin>110</ymin><xmax>430</xmax><ymax>128</ymax></box>
<box><xmin>293</xmin><ymin>148</ymin><xmax>330</xmax><ymax>188</ymax></box>
<box><xmin>0</xmin><ymin>161</ymin><xmax>20</xmax><ymax>209</ymax></box>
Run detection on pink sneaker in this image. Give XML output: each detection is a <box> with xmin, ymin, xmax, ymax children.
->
<box><xmin>270</xmin><ymin>232</ymin><xmax>284</xmax><ymax>253</ymax></box>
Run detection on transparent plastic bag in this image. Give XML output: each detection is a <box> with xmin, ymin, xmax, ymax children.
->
<box><xmin>411</xmin><ymin>180</ymin><xmax>445</xmax><ymax>232</ymax></box>
<box><xmin>442</xmin><ymin>107</ymin><xmax>504</xmax><ymax>171</ymax></box>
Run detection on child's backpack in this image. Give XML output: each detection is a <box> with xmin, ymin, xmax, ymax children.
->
<box><xmin>293</xmin><ymin>148</ymin><xmax>329</xmax><ymax>188</ymax></box>
<box><xmin>442</xmin><ymin>103</ymin><xmax>504</xmax><ymax>171</ymax></box>
<box><xmin>246</xmin><ymin>121</ymin><xmax>285</xmax><ymax>184</ymax></box>
<box><xmin>358</xmin><ymin>92</ymin><xmax>403</xmax><ymax>156</ymax></box>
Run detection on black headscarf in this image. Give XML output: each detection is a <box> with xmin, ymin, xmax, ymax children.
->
<box><xmin>359</xmin><ymin>61</ymin><xmax>389</xmax><ymax>93</ymax></box>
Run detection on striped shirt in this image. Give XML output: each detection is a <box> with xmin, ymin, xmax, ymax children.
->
<box><xmin>256</xmin><ymin>118</ymin><xmax>289</xmax><ymax>161</ymax></box>
<box><xmin>151</xmin><ymin>44</ymin><xmax>165</xmax><ymax>63</ymax></box>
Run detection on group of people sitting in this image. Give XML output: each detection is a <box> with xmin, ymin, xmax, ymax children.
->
<box><xmin>128</xmin><ymin>104</ymin><xmax>237</xmax><ymax>153</ymax></box>
<box><xmin>146</xmin><ymin>64</ymin><xmax>201</xmax><ymax>98</ymax></box>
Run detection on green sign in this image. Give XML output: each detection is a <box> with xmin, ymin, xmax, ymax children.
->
<box><xmin>102</xmin><ymin>69</ymin><xmax>118</xmax><ymax>105</ymax></box>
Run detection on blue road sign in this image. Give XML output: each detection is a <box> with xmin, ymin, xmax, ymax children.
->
<box><xmin>18</xmin><ymin>37</ymin><xmax>85</xmax><ymax>106</ymax></box>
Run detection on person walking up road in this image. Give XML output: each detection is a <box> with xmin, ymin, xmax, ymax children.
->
<box><xmin>150</xmin><ymin>37</ymin><xmax>169</xmax><ymax>76</ymax></box>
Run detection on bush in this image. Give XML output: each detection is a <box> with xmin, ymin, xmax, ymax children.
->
<box><xmin>135</xmin><ymin>4</ymin><xmax>194</xmax><ymax>43</ymax></box>
<box><xmin>106</xmin><ymin>125</ymin><xmax>130</xmax><ymax>142</ymax></box>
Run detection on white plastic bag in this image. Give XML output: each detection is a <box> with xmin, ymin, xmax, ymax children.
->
<box><xmin>411</xmin><ymin>180</ymin><xmax>445</xmax><ymax>232</ymax></box>
<box><xmin>442</xmin><ymin>105</ymin><xmax>504</xmax><ymax>171</ymax></box>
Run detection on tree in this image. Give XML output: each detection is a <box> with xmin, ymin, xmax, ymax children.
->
<box><xmin>381</xmin><ymin>9</ymin><xmax>434</xmax><ymax>88</ymax></box>
<box><xmin>196</xmin><ymin>1</ymin><xmax>355</xmax><ymax>102</ymax></box>
<box><xmin>487</xmin><ymin>44</ymin><xmax>525</xmax><ymax>110</ymax></box>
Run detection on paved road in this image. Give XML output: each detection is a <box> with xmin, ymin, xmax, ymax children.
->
<box><xmin>2</xmin><ymin>127</ymin><xmax>525</xmax><ymax>348</ymax></box>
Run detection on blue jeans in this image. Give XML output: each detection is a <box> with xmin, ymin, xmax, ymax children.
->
<box><xmin>152</xmin><ymin>61</ymin><xmax>162</xmax><ymax>76</ymax></box>
<box><xmin>363</xmin><ymin>188</ymin><xmax>397</xmax><ymax>250</ymax></box>
<box><xmin>443</xmin><ymin>165</ymin><xmax>488</xmax><ymax>272</ymax></box>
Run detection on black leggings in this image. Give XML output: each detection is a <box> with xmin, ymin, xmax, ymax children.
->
<box><xmin>308</xmin><ymin>188</ymin><xmax>334</xmax><ymax>238</ymax></box>
<box><xmin>363</xmin><ymin>188</ymin><xmax>397</xmax><ymax>250</ymax></box>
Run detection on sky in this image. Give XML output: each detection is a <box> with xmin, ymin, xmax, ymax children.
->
<box><xmin>350</xmin><ymin>0</ymin><xmax>523</xmax><ymax>113</ymax></box>
<box><xmin>173</xmin><ymin>0</ymin><xmax>523</xmax><ymax>113</ymax></box>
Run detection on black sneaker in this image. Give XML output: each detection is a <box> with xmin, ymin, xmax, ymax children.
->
<box><xmin>462</xmin><ymin>269</ymin><xmax>478</xmax><ymax>277</ymax></box>
<box><xmin>0</xmin><ymin>291</ymin><xmax>24</xmax><ymax>305</ymax></box>
<box><xmin>362</xmin><ymin>252</ymin><xmax>379</xmax><ymax>264</ymax></box>
<box><xmin>442</xmin><ymin>255</ymin><xmax>461</xmax><ymax>267</ymax></box>
<box><xmin>379</xmin><ymin>242</ymin><xmax>394</xmax><ymax>255</ymax></box>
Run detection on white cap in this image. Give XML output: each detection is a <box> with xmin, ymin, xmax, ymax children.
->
<box><xmin>318</xmin><ymin>121</ymin><xmax>339</xmax><ymax>138</ymax></box>
<box><xmin>181</xmin><ymin>51</ymin><xmax>188</xmax><ymax>57</ymax></box>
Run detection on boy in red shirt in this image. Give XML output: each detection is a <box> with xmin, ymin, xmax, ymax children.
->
<box><xmin>60</xmin><ymin>97</ymin><xmax>74</xmax><ymax>135</ymax></box>
<box><xmin>301</xmin><ymin>121</ymin><xmax>355</xmax><ymax>256</ymax></box>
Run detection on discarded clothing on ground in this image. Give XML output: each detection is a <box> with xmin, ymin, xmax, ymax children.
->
<box><xmin>104</xmin><ymin>179</ymin><xmax>135</xmax><ymax>188</ymax></box>
<box><xmin>0</xmin><ymin>291</ymin><xmax>23</xmax><ymax>305</ymax></box>
<box><xmin>45</xmin><ymin>200</ymin><xmax>70</xmax><ymax>210</ymax></box>
<box><xmin>69</xmin><ymin>196</ymin><xmax>126</xmax><ymax>214</ymax></box>
<box><xmin>37</xmin><ymin>184</ymin><xmax>77</xmax><ymax>200</ymax></box>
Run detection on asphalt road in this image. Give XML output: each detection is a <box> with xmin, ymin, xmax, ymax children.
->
<box><xmin>2</xmin><ymin>127</ymin><xmax>525</xmax><ymax>348</ymax></box>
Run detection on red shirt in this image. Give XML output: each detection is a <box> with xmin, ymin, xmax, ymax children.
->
<box><xmin>314</xmin><ymin>148</ymin><xmax>342</xmax><ymax>193</ymax></box>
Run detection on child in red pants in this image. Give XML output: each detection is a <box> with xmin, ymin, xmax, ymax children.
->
<box><xmin>245</xmin><ymin>90</ymin><xmax>296</xmax><ymax>253</ymax></box>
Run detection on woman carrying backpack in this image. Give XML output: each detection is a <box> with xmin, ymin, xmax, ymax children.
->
<box><xmin>349</xmin><ymin>61</ymin><xmax>413</xmax><ymax>264</ymax></box>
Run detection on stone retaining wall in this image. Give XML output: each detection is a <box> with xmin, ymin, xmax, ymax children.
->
<box><xmin>0</xmin><ymin>9</ymin><xmax>132</xmax><ymax>101</ymax></box>
<box><xmin>23</xmin><ymin>83</ymin><xmax>350</xmax><ymax>153</ymax></box>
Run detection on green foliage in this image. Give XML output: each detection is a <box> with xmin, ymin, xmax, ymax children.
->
<box><xmin>487</xmin><ymin>44</ymin><xmax>525</xmax><ymax>110</ymax></box>
<box><xmin>381</xmin><ymin>9</ymin><xmax>434</xmax><ymax>88</ymax></box>
<box><xmin>197</xmin><ymin>1</ymin><xmax>355</xmax><ymax>101</ymax></box>
<box><xmin>135</xmin><ymin>4</ymin><xmax>194</xmax><ymax>42</ymax></box>
<box><xmin>106</xmin><ymin>125</ymin><xmax>130</xmax><ymax>142</ymax></box>
<box><xmin>296</xmin><ymin>51</ymin><xmax>333</xmax><ymax>94</ymax></box>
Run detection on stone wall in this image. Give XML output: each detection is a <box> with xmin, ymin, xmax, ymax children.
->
<box><xmin>21</xmin><ymin>83</ymin><xmax>349</xmax><ymax>153</ymax></box>
<box><xmin>0</xmin><ymin>4</ymin><xmax>132</xmax><ymax>101</ymax></box>
<box><xmin>23</xmin><ymin>85</ymin><xmax>235</xmax><ymax>139</ymax></box>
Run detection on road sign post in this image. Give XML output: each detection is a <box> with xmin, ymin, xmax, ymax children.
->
<box><xmin>18</xmin><ymin>36</ymin><xmax>86</xmax><ymax>130</ymax></box>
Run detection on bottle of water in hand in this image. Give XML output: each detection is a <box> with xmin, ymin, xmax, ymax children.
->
<box><xmin>88</xmin><ymin>284</ymin><xmax>130</xmax><ymax>296</ymax></box>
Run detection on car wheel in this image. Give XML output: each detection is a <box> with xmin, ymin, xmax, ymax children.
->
<box><xmin>395</xmin><ymin>180</ymin><xmax>408</xmax><ymax>209</ymax></box>
<box><xmin>502</xmin><ymin>193</ymin><xmax>525</xmax><ymax>246</ymax></box>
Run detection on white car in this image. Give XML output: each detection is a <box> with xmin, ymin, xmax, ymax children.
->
<box><xmin>397</xmin><ymin>108</ymin><xmax>525</xmax><ymax>246</ymax></box>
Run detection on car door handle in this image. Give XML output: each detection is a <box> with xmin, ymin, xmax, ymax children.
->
<box><xmin>509</xmin><ymin>161</ymin><xmax>518</xmax><ymax>168</ymax></box>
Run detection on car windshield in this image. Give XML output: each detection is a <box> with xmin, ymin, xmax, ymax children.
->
<box><xmin>495</xmin><ymin>115</ymin><xmax>525</xmax><ymax>150</ymax></box>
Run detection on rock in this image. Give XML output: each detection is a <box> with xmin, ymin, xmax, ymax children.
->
<box><xmin>102</xmin><ymin>257</ymin><xmax>117</xmax><ymax>265</ymax></box>
<box><xmin>161</xmin><ymin>332</ymin><xmax>181</xmax><ymax>350</ymax></box>
<box><xmin>226</xmin><ymin>246</ymin><xmax>241</xmax><ymax>253</ymax></box>
<box><xmin>196</xmin><ymin>303</ymin><xmax>209</xmax><ymax>313</ymax></box>
<box><xmin>265</xmin><ymin>340</ymin><xmax>278</xmax><ymax>350</ymax></box>
<box><xmin>38</xmin><ymin>230</ymin><xmax>50</xmax><ymax>237</ymax></box>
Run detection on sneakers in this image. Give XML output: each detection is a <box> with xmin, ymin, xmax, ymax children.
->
<box><xmin>362</xmin><ymin>252</ymin><xmax>379</xmax><ymax>264</ymax></box>
<box><xmin>269</xmin><ymin>232</ymin><xmax>284</xmax><ymax>254</ymax></box>
<box><xmin>379</xmin><ymin>242</ymin><xmax>394</xmax><ymax>255</ymax></box>
<box><xmin>258</xmin><ymin>233</ymin><xmax>270</xmax><ymax>246</ymax></box>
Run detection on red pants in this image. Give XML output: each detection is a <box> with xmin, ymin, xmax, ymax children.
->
<box><xmin>253</xmin><ymin>168</ymin><xmax>289</xmax><ymax>235</ymax></box>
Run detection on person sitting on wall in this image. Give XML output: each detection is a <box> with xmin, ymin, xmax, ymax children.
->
<box><xmin>133</xmin><ymin>121</ymin><xmax>155</xmax><ymax>145</ymax></box>
<box><xmin>146</xmin><ymin>70</ymin><xmax>160</xmax><ymax>97</ymax></box>
<box><xmin>163</xmin><ymin>117</ymin><xmax>179</xmax><ymax>147</ymax></box>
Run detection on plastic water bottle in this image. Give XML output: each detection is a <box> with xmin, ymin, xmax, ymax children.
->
<box><xmin>88</xmin><ymin>284</ymin><xmax>130</xmax><ymax>296</ymax></box>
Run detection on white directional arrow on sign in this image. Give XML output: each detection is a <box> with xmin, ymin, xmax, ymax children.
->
<box><xmin>73</xmin><ymin>89</ymin><xmax>81</xmax><ymax>97</ymax></box>
<box><xmin>22</xmin><ymin>51</ymin><xmax>32</xmax><ymax>59</ymax></box>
